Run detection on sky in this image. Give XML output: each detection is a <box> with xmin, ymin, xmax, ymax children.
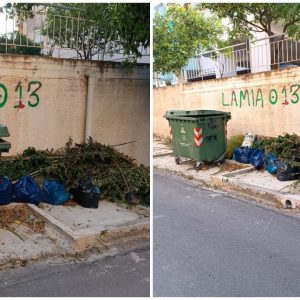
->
<box><xmin>0</xmin><ymin>11</ymin><xmax>15</xmax><ymax>35</ymax></box>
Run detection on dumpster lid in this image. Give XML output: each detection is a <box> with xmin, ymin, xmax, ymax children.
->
<box><xmin>164</xmin><ymin>110</ymin><xmax>231</xmax><ymax>119</ymax></box>
<box><xmin>0</xmin><ymin>138</ymin><xmax>11</xmax><ymax>150</ymax></box>
<box><xmin>0</xmin><ymin>125</ymin><xmax>10</xmax><ymax>137</ymax></box>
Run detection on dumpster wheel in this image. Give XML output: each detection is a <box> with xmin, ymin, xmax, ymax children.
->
<box><xmin>175</xmin><ymin>157</ymin><xmax>182</xmax><ymax>165</ymax></box>
<box><xmin>194</xmin><ymin>161</ymin><xmax>204</xmax><ymax>170</ymax></box>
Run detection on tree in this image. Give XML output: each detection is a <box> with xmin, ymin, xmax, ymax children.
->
<box><xmin>43</xmin><ymin>4</ymin><xmax>110</xmax><ymax>60</ymax></box>
<box><xmin>153</xmin><ymin>4</ymin><xmax>225</xmax><ymax>74</ymax></box>
<box><xmin>0</xmin><ymin>32</ymin><xmax>41</xmax><ymax>56</ymax></box>
<box><xmin>7</xmin><ymin>3</ymin><xmax>149</xmax><ymax>62</ymax></box>
<box><xmin>203</xmin><ymin>3</ymin><xmax>300</xmax><ymax>69</ymax></box>
<box><xmin>203</xmin><ymin>3</ymin><xmax>300</xmax><ymax>41</ymax></box>
<box><xmin>108</xmin><ymin>4</ymin><xmax>150</xmax><ymax>61</ymax></box>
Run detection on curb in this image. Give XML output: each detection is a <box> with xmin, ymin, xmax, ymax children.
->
<box><xmin>27</xmin><ymin>204</ymin><xmax>150</xmax><ymax>252</ymax></box>
<box><xmin>217</xmin><ymin>175</ymin><xmax>300</xmax><ymax>209</ymax></box>
<box><xmin>154</xmin><ymin>161</ymin><xmax>300</xmax><ymax>210</ymax></box>
<box><xmin>153</xmin><ymin>152</ymin><xmax>174</xmax><ymax>158</ymax></box>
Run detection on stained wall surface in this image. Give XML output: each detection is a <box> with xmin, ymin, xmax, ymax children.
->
<box><xmin>154</xmin><ymin>67</ymin><xmax>300</xmax><ymax>140</ymax></box>
<box><xmin>0</xmin><ymin>55</ymin><xmax>150</xmax><ymax>165</ymax></box>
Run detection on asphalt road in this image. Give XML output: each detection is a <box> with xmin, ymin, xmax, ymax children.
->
<box><xmin>154</xmin><ymin>169</ymin><xmax>300</xmax><ymax>297</ymax></box>
<box><xmin>0</xmin><ymin>243</ymin><xmax>149</xmax><ymax>297</ymax></box>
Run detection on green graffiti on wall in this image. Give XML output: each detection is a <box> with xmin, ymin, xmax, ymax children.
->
<box><xmin>0</xmin><ymin>80</ymin><xmax>42</xmax><ymax>110</ymax></box>
<box><xmin>0</xmin><ymin>83</ymin><xmax>8</xmax><ymax>108</ymax></box>
<box><xmin>221</xmin><ymin>84</ymin><xmax>300</xmax><ymax>108</ymax></box>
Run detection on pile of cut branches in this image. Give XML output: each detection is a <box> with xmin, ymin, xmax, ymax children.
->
<box><xmin>0</xmin><ymin>138</ymin><xmax>150</xmax><ymax>206</ymax></box>
<box><xmin>253</xmin><ymin>133</ymin><xmax>300</xmax><ymax>168</ymax></box>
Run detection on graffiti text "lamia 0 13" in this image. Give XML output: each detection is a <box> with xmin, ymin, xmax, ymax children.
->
<box><xmin>221</xmin><ymin>84</ymin><xmax>300</xmax><ymax>108</ymax></box>
<box><xmin>0</xmin><ymin>81</ymin><xmax>42</xmax><ymax>109</ymax></box>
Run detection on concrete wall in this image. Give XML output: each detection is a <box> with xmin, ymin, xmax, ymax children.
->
<box><xmin>0</xmin><ymin>55</ymin><xmax>149</xmax><ymax>165</ymax></box>
<box><xmin>154</xmin><ymin>67</ymin><xmax>300</xmax><ymax>140</ymax></box>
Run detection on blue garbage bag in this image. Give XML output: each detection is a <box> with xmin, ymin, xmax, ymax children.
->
<box><xmin>0</xmin><ymin>176</ymin><xmax>13</xmax><ymax>205</ymax></box>
<box><xmin>41</xmin><ymin>179</ymin><xmax>70</xmax><ymax>205</ymax></box>
<box><xmin>265</xmin><ymin>153</ymin><xmax>278</xmax><ymax>174</ymax></box>
<box><xmin>12</xmin><ymin>176</ymin><xmax>41</xmax><ymax>205</ymax></box>
<box><xmin>233</xmin><ymin>147</ymin><xmax>255</xmax><ymax>164</ymax></box>
<box><xmin>249</xmin><ymin>149</ymin><xmax>265</xmax><ymax>170</ymax></box>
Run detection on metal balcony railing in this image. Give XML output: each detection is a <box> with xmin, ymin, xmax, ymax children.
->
<box><xmin>0</xmin><ymin>5</ymin><xmax>150</xmax><ymax>62</ymax></box>
<box><xmin>182</xmin><ymin>33</ymin><xmax>300</xmax><ymax>82</ymax></box>
<box><xmin>153</xmin><ymin>33</ymin><xmax>300</xmax><ymax>87</ymax></box>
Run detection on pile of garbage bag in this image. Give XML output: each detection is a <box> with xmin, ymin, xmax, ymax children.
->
<box><xmin>0</xmin><ymin>138</ymin><xmax>149</xmax><ymax>206</ymax></box>
<box><xmin>234</xmin><ymin>147</ymin><xmax>265</xmax><ymax>169</ymax></box>
<box><xmin>233</xmin><ymin>133</ymin><xmax>300</xmax><ymax>181</ymax></box>
<box><xmin>0</xmin><ymin>175</ymin><xmax>101</xmax><ymax>208</ymax></box>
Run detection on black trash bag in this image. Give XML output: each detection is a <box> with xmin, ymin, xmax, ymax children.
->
<box><xmin>276</xmin><ymin>161</ymin><xmax>300</xmax><ymax>181</ymax></box>
<box><xmin>70</xmin><ymin>177</ymin><xmax>100</xmax><ymax>209</ymax></box>
<box><xmin>0</xmin><ymin>176</ymin><xmax>13</xmax><ymax>205</ymax></box>
<box><xmin>125</xmin><ymin>191</ymin><xmax>137</xmax><ymax>204</ymax></box>
<box><xmin>12</xmin><ymin>176</ymin><xmax>41</xmax><ymax>205</ymax></box>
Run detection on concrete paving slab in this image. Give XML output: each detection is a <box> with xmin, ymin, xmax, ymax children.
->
<box><xmin>153</xmin><ymin>139</ymin><xmax>173</xmax><ymax>157</ymax></box>
<box><xmin>154</xmin><ymin>154</ymin><xmax>246</xmax><ymax>183</ymax></box>
<box><xmin>40</xmin><ymin>201</ymin><xmax>142</xmax><ymax>233</ymax></box>
<box><xmin>280</xmin><ymin>181</ymin><xmax>300</xmax><ymax>194</ymax></box>
<box><xmin>221</xmin><ymin>170</ymin><xmax>300</xmax><ymax>209</ymax></box>
<box><xmin>226</xmin><ymin>169</ymin><xmax>296</xmax><ymax>193</ymax></box>
<box><xmin>0</xmin><ymin>223</ymin><xmax>72</xmax><ymax>266</ymax></box>
<box><xmin>29</xmin><ymin>201</ymin><xmax>150</xmax><ymax>251</ymax></box>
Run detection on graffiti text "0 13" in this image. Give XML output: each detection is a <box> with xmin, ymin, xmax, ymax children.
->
<box><xmin>0</xmin><ymin>81</ymin><xmax>42</xmax><ymax>109</ymax></box>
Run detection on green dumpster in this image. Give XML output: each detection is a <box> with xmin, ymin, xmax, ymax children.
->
<box><xmin>164</xmin><ymin>110</ymin><xmax>231</xmax><ymax>169</ymax></box>
<box><xmin>0</xmin><ymin>125</ymin><xmax>11</xmax><ymax>154</ymax></box>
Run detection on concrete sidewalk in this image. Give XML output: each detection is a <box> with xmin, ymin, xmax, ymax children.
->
<box><xmin>0</xmin><ymin>204</ymin><xmax>73</xmax><ymax>269</ymax></box>
<box><xmin>153</xmin><ymin>137</ymin><xmax>300</xmax><ymax>210</ymax></box>
<box><xmin>0</xmin><ymin>200</ymin><xmax>149</xmax><ymax>269</ymax></box>
<box><xmin>29</xmin><ymin>200</ymin><xmax>150</xmax><ymax>251</ymax></box>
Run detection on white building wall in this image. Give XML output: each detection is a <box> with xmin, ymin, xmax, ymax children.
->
<box><xmin>250</xmin><ymin>31</ymin><xmax>271</xmax><ymax>73</ymax></box>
